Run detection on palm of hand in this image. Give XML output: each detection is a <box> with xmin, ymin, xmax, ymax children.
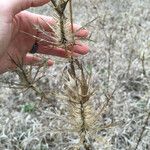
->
<box><xmin>0</xmin><ymin>11</ymin><xmax>51</xmax><ymax>73</ymax></box>
<box><xmin>0</xmin><ymin>9</ymin><xmax>88</xmax><ymax>74</ymax></box>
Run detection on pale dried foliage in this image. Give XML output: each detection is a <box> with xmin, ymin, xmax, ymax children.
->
<box><xmin>0</xmin><ymin>0</ymin><xmax>150</xmax><ymax>150</ymax></box>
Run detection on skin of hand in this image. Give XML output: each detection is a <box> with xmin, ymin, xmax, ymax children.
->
<box><xmin>0</xmin><ymin>0</ymin><xmax>89</xmax><ymax>74</ymax></box>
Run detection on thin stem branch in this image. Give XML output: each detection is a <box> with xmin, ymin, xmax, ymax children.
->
<box><xmin>141</xmin><ymin>52</ymin><xmax>146</xmax><ymax>77</ymax></box>
<box><xmin>134</xmin><ymin>112</ymin><xmax>150</xmax><ymax>150</ymax></box>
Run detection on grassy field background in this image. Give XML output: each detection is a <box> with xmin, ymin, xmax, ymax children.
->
<box><xmin>0</xmin><ymin>0</ymin><xmax>150</xmax><ymax>149</ymax></box>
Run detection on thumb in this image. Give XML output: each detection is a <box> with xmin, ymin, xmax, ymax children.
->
<box><xmin>0</xmin><ymin>0</ymin><xmax>50</xmax><ymax>17</ymax></box>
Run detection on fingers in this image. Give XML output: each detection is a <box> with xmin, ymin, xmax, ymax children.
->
<box><xmin>37</xmin><ymin>23</ymin><xmax>89</xmax><ymax>43</ymax></box>
<box><xmin>1</xmin><ymin>0</ymin><xmax>50</xmax><ymax>17</ymax></box>
<box><xmin>67</xmin><ymin>43</ymin><xmax>89</xmax><ymax>54</ymax></box>
<box><xmin>24</xmin><ymin>54</ymin><xmax>54</xmax><ymax>66</ymax></box>
<box><xmin>17</xmin><ymin>11</ymin><xmax>55</xmax><ymax>33</ymax></box>
<box><xmin>18</xmin><ymin>13</ymin><xmax>89</xmax><ymax>56</ymax></box>
<box><xmin>37</xmin><ymin>45</ymin><xmax>76</xmax><ymax>58</ymax></box>
<box><xmin>35</xmin><ymin>23</ymin><xmax>89</xmax><ymax>56</ymax></box>
<box><xmin>69</xmin><ymin>24</ymin><xmax>89</xmax><ymax>38</ymax></box>
<box><xmin>37</xmin><ymin>43</ymin><xmax>88</xmax><ymax>57</ymax></box>
<box><xmin>15</xmin><ymin>11</ymin><xmax>89</xmax><ymax>57</ymax></box>
<box><xmin>36</xmin><ymin>25</ymin><xmax>89</xmax><ymax>57</ymax></box>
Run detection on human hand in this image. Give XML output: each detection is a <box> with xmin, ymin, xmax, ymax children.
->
<box><xmin>0</xmin><ymin>0</ymin><xmax>89</xmax><ymax>74</ymax></box>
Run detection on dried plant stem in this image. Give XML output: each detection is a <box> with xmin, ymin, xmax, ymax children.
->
<box><xmin>68</xmin><ymin>0</ymin><xmax>76</xmax><ymax>78</ymax></box>
<box><xmin>105</xmin><ymin>33</ymin><xmax>115</xmax><ymax>124</ymax></box>
<box><xmin>8</xmin><ymin>53</ymin><xmax>51</xmax><ymax>102</ymax></box>
<box><xmin>51</xmin><ymin>0</ymin><xmax>76</xmax><ymax>75</ymax></box>
<box><xmin>134</xmin><ymin>112</ymin><xmax>150</xmax><ymax>150</ymax></box>
<box><xmin>18</xmin><ymin>71</ymin><xmax>51</xmax><ymax>102</ymax></box>
<box><xmin>50</xmin><ymin>1</ymin><xmax>93</xmax><ymax>149</ymax></box>
<box><xmin>60</xmin><ymin>15</ymin><xmax>67</xmax><ymax>44</ymax></box>
<box><xmin>79</xmin><ymin>101</ymin><xmax>92</xmax><ymax>150</ymax></box>
<box><xmin>30</xmin><ymin>85</ymin><xmax>51</xmax><ymax>101</ymax></box>
<box><xmin>80</xmin><ymin>102</ymin><xmax>87</xmax><ymax>147</ymax></box>
<box><xmin>127</xmin><ymin>48</ymin><xmax>134</xmax><ymax>77</ymax></box>
<box><xmin>105</xmin><ymin>32</ymin><xmax>114</xmax><ymax>93</ymax></box>
<box><xmin>69</xmin><ymin>0</ymin><xmax>74</xmax><ymax>43</ymax></box>
<box><xmin>51</xmin><ymin>0</ymin><xmax>57</xmax><ymax>8</ymax></box>
<box><xmin>141</xmin><ymin>52</ymin><xmax>146</xmax><ymax>77</ymax></box>
<box><xmin>107</xmin><ymin>46</ymin><xmax>111</xmax><ymax>92</ymax></box>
